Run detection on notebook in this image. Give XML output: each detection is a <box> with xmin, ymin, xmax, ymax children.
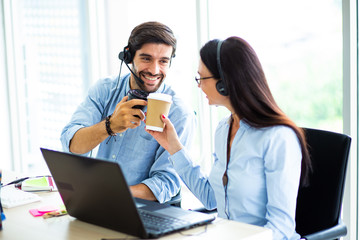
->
<box><xmin>40</xmin><ymin>148</ymin><xmax>215</xmax><ymax>238</ymax></box>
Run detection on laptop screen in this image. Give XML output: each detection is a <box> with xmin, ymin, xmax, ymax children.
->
<box><xmin>40</xmin><ymin>148</ymin><xmax>215</xmax><ymax>238</ymax></box>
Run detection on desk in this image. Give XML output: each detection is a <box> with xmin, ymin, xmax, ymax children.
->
<box><xmin>0</xmin><ymin>173</ymin><xmax>272</xmax><ymax>240</ymax></box>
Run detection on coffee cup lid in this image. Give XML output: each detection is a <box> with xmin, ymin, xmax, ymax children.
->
<box><xmin>147</xmin><ymin>93</ymin><xmax>172</xmax><ymax>103</ymax></box>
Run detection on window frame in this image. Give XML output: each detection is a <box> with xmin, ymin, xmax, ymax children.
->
<box><xmin>343</xmin><ymin>0</ymin><xmax>358</xmax><ymax>239</ymax></box>
<box><xmin>1</xmin><ymin>0</ymin><xmax>358</xmax><ymax>239</ymax></box>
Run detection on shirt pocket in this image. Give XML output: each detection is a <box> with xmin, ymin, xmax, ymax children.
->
<box><xmin>124</xmin><ymin>133</ymin><xmax>159</xmax><ymax>165</ymax></box>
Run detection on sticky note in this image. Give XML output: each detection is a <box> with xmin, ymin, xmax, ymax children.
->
<box><xmin>29</xmin><ymin>205</ymin><xmax>58</xmax><ymax>217</ymax></box>
<box><xmin>29</xmin><ymin>209</ymin><xmax>44</xmax><ymax>217</ymax></box>
<box><xmin>21</xmin><ymin>176</ymin><xmax>54</xmax><ymax>191</ymax></box>
<box><xmin>24</xmin><ymin>177</ymin><xmax>48</xmax><ymax>187</ymax></box>
<box><xmin>38</xmin><ymin>206</ymin><xmax>58</xmax><ymax>213</ymax></box>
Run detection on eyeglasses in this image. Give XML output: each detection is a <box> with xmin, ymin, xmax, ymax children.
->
<box><xmin>195</xmin><ymin>75</ymin><xmax>214</xmax><ymax>85</ymax></box>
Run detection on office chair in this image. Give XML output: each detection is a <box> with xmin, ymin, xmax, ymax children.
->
<box><xmin>296</xmin><ymin>128</ymin><xmax>351</xmax><ymax>240</ymax></box>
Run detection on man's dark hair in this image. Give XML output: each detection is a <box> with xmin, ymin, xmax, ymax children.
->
<box><xmin>128</xmin><ymin>21</ymin><xmax>176</xmax><ymax>58</ymax></box>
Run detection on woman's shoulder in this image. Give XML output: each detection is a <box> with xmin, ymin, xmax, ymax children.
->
<box><xmin>268</xmin><ymin>125</ymin><xmax>297</xmax><ymax>136</ymax></box>
<box><xmin>243</xmin><ymin>123</ymin><xmax>298</xmax><ymax>142</ymax></box>
<box><xmin>258</xmin><ymin>125</ymin><xmax>299</xmax><ymax>144</ymax></box>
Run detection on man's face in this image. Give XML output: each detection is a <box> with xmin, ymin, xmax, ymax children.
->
<box><xmin>130</xmin><ymin>43</ymin><xmax>173</xmax><ymax>93</ymax></box>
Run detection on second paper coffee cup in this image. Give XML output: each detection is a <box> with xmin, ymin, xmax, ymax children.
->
<box><xmin>146</xmin><ymin>93</ymin><xmax>172</xmax><ymax>132</ymax></box>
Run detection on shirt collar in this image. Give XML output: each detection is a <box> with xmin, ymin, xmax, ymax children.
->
<box><xmin>125</xmin><ymin>74</ymin><xmax>131</xmax><ymax>94</ymax></box>
<box><xmin>226</xmin><ymin>115</ymin><xmax>250</xmax><ymax>131</ymax></box>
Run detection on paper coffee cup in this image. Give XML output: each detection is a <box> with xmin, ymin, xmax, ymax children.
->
<box><xmin>146</xmin><ymin>93</ymin><xmax>172</xmax><ymax>132</ymax></box>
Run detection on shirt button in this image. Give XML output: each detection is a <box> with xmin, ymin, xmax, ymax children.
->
<box><xmin>112</xmin><ymin>155</ymin><xmax>116</xmax><ymax>159</ymax></box>
<box><xmin>119</xmin><ymin>133</ymin><xmax>123</xmax><ymax>137</ymax></box>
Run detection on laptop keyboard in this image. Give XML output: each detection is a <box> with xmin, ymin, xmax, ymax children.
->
<box><xmin>138</xmin><ymin>209</ymin><xmax>189</xmax><ymax>233</ymax></box>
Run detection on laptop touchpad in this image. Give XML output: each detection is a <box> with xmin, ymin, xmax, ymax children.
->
<box><xmin>155</xmin><ymin>207</ymin><xmax>191</xmax><ymax>219</ymax></box>
<box><xmin>136</xmin><ymin>202</ymin><xmax>146</xmax><ymax>208</ymax></box>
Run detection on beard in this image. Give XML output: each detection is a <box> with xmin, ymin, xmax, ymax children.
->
<box><xmin>131</xmin><ymin>65</ymin><xmax>165</xmax><ymax>93</ymax></box>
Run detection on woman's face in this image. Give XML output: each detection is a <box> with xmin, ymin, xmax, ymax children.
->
<box><xmin>197</xmin><ymin>59</ymin><xmax>229</xmax><ymax>107</ymax></box>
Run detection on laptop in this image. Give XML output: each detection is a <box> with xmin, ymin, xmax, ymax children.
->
<box><xmin>40</xmin><ymin>148</ymin><xmax>215</xmax><ymax>238</ymax></box>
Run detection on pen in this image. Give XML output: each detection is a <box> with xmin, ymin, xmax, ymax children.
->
<box><xmin>1</xmin><ymin>177</ymin><xmax>29</xmax><ymax>187</ymax></box>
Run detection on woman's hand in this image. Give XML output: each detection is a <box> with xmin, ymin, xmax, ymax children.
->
<box><xmin>146</xmin><ymin>114</ymin><xmax>183</xmax><ymax>155</ymax></box>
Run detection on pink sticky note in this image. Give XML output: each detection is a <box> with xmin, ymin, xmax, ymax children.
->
<box><xmin>38</xmin><ymin>206</ymin><xmax>58</xmax><ymax>213</ymax></box>
<box><xmin>29</xmin><ymin>206</ymin><xmax>59</xmax><ymax>217</ymax></box>
<box><xmin>29</xmin><ymin>209</ymin><xmax>44</xmax><ymax>217</ymax></box>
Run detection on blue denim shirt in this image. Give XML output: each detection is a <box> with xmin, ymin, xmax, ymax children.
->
<box><xmin>170</xmin><ymin>117</ymin><xmax>301</xmax><ymax>240</ymax></box>
<box><xmin>60</xmin><ymin>74</ymin><xmax>196</xmax><ymax>203</ymax></box>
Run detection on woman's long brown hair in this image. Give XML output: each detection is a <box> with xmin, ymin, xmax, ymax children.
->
<box><xmin>200</xmin><ymin>37</ymin><xmax>312</xmax><ymax>186</ymax></box>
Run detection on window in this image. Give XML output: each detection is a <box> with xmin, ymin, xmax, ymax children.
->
<box><xmin>2</xmin><ymin>1</ymin><xmax>355</xmax><ymax>238</ymax></box>
<box><xmin>207</xmin><ymin>0</ymin><xmax>342</xmax><ymax>132</ymax></box>
<box><xmin>4</xmin><ymin>0</ymin><xmax>91</xmax><ymax>172</ymax></box>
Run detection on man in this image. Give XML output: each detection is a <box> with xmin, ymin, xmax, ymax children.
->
<box><xmin>60</xmin><ymin>21</ymin><xmax>196</xmax><ymax>203</ymax></box>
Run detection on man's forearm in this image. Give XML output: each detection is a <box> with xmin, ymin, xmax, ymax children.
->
<box><xmin>69</xmin><ymin>120</ymin><xmax>109</xmax><ymax>154</ymax></box>
<box><xmin>130</xmin><ymin>183</ymin><xmax>157</xmax><ymax>201</ymax></box>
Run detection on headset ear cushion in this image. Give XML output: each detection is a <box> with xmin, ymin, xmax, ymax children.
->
<box><xmin>216</xmin><ymin>80</ymin><xmax>228</xmax><ymax>96</ymax></box>
<box><xmin>118</xmin><ymin>47</ymin><xmax>133</xmax><ymax>64</ymax></box>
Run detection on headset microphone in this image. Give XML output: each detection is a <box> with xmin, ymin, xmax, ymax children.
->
<box><xmin>123</xmin><ymin>61</ymin><xmax>145</xmax><ymax>85</ymax></box>
<box><xmin>118</xmin><ymin>46</ymin><xmax>144</xmax><ymax>86</ymax></box>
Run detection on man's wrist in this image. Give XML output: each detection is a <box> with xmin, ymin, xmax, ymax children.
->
<box><xmin>105</xmin><ymin>115</ymin><xmax>117</xmax><ymax>136</ymax></box>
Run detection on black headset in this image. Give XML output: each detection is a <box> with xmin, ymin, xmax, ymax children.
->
<box><xmin>216</xmin><ymin>40</ymin><xmax>229</xmax><ymax>96</ymax></box>
<box><xmin>101</xmin><ymin>45</ymin><xmax>133</xmax><ymax>120</ymax></box>
<box><xmin>119</xmin><ymin>44</ymin><xmax>175</xmax><ymax>66</ymax></box>
<box><xmin>118</xmin><ymin>46</ymin><xmax>133</xmax><ymax>64</ymax></box>
<box><xmin>118</xmin><ymin>45</ymin><xmax>145</xmax><ymax>86</ymax></box>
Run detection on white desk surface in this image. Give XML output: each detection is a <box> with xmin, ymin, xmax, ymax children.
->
<box><xmin>0</xmin><ymin>173</ymin><xmax>272</xmax><ymax>240</ymax></box>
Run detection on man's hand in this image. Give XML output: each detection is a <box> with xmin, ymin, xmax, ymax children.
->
<box><xmin>110</xmin><ymin>96</ymin><xmax>147</xmax><ymax>133</ymax></box>
<box><xmin>69</xmin><ymin>96</ymin><xmax>147</xmax><ymax>154</ymax></box>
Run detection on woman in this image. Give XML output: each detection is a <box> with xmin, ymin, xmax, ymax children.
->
<box><xmin>147</xmin><ymin>37</ymin><xmax>311</xmax><ymax>240</ymax></box>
